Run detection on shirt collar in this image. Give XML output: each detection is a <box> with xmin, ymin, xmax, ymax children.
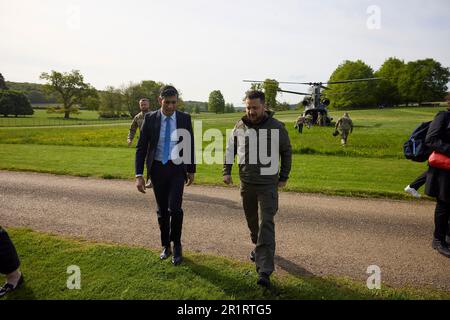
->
<box><xmin>161</xmin><ymin>110</ymin><xmax>176</xmax><ymax>121</ymax></box>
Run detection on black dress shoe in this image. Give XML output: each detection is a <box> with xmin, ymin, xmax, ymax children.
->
<box><xmin>172</xmin><ymin>245</ymin><xmax>183</xmax><ymax>266</ymax></box>
<box><xmin>446</xmin><ymin>235</ymin><xmax>450</xmax><ymax>246</ymax></box>
<box><xmin>432</xmin><ymin>239</ymin><xmax>450</xmax><ymax>258</ymax></box>
<box><xmin>0</xmin><ymin>273</ymin><xmax>24</xmax><ymax>298</ymax></box>
<box><xmin>249</xmin><ymin>250</ymin><xmax>255</xmax><ymax>262</ymax></box>
<box><xmin>257</xmin><ymin>272</ymin><xmax>270</xmax><ymax>288</ymax></box>
<box><xmin>160</xmin><ymin>246</ymin><xmax>172</xmax><ymax>260</ymax></box>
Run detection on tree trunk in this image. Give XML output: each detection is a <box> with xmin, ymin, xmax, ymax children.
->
<box><xmin>63</xmin><ymin>100</ymin><xmax>71</xmax><ymax>119</ymax></box>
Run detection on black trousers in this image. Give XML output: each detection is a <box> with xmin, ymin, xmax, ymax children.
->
<box><xmin>434</xmin><ymin>200</ymin><xmax>450</xmax><ymax>242</ymax></box>
<box><xmin>410</xmin><ymin>171</ymin><xmax>427</xmax><ymax>190</ymax></box>
<box><xmin>0</xmin><ymin>227</ymin><xmax>20</xmax><ymax>275</ymax></box>
<box><xmin>150</xmin><ymin>161</ymin><xmax>185</xmax><ymax>247</ymax></box>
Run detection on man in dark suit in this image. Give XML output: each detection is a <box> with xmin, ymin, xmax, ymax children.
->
<box><xmin>135</xmin><ymin>85</ymin><xmax>195</xmax><ymax>266</ymax></box>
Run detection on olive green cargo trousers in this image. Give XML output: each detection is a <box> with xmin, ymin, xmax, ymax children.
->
<box><xmin>240</xmin><ymin>182</ymin><xmax>278</xmax><ymax>276</ymax></box>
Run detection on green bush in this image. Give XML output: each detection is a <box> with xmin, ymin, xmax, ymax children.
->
<box><xmin>0</xmin><ymin>90</ymin><xmax>34</xmax><ymax>117</ymax></box>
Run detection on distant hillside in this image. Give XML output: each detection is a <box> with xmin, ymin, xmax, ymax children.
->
<box><xmin>6</xmin><ymin>81</ymin><xmax>59</xmax><ymax>104</ymax></box>
<box><xmin>6</xmin><ymin>81</ymin><xmax>207</xmax><ymax>109</ymax></box>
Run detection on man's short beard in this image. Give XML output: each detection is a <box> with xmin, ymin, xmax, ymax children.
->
<box><xmin>250</xmin><ymin>113</ymin><xmax>264</xmax><ymax>123</ymax></box>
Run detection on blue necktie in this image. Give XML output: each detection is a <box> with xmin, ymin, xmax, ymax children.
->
<box><xmin>162</xmin><ymin>117</ymin><xmax>171</xmax><ymax>164</ymax></box>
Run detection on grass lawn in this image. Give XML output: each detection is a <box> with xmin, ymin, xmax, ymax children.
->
<box><xmin>0</xmin><ymin>107</ymin><xmax>445</xmax><ymax>158</ymax></box>
<box><xmin>0</xmin><ymin>143</ymin><xmax>426</xmax><ymax>199</ymax></box>
<box><xmin>0</xmin><ymin>107</ymin><xmax>444</xmax><ymax>199</ymax></box>
<box><xmin>3</xmin><ymin>228</ymin><xmax>449</xmax><ymax>300</ymax></box>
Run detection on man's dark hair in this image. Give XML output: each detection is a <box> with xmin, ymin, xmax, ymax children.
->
<box><xmin>244</xmin><ymin>90</ymin><xmax>265</xmax><ymax>103</ymax></box>
<box><xmin>160</xmin><ymin>85</ymin><xmax>179</xmax><ymax>98</ymax></box>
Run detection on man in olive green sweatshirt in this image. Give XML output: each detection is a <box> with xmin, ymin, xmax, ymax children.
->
<box><xmin>223</xmin><ymin>90</ymin><xmax>292</xmax><ymax>288</ymax></box>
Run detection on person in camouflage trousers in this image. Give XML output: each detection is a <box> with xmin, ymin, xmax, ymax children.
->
<box><xmin>223</xmin><ymin>90</ymin><xmax>292</xmax><ymax>288</ymax></box>
<box><xmin>128</xmin><ymin>98</ymin><xmax>152</xmax><ymax>188</ymax></box>
<box><xmin>305</xmin><ymin>113</ymin><xmax>313</xmax><ymax>129</ymax></box>
<box><xmin>335</xmin><ymin>112</ymin><xmax>354</xmax><ymax>146</ymax></box>
<box><xmin>294</xmin><ymin>115</ymin><xmax>305</xmax><ymax>134</ymax></box>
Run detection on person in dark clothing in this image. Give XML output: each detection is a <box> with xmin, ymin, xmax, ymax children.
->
<box><xmin>404</xmin><ymin>171</ymin><xmax>427</xmax><ymax>198</ymax></box>
<box><xmin>0</xmin><ymin>227</ymin><xmax>24</xmax><ymax>298</ymax></box>
<box><xmin>135</xmin><ymin>85</ymin><xmax>196</xmax><ymax>266</ymax></box>
<box><xmin>425</xmin><ymin>94</ymin><xmax>450</xmax><ymax>258</ymax></box>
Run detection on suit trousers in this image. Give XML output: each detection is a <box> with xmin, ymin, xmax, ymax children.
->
<box><xmin>240</xmin><ymin>183</ymin><xmax>278</xmax><ymax>276</ymax></box>
<box><xmin>0</xmin><ymin>227</ymin><xmax>20</xmax><ymax>275</ymax></box>
<box><xmin>150</xmin><ymin>161</ymin><xmax>185</xmax><ymax>247</ymax></box>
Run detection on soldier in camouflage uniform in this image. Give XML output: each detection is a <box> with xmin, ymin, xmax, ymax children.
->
<box><xmin>294</xmin><ymin>115</ymin><xmax>305</xmax><ymax>134</ymax></box>
<box><xmin>223</xmin><ymin>90</ymin><xmax>292</xmax><ymax>288</ymax></box>
<box><xmin>128</xmin><ymin>98</ymin><xmax>152</xmax><ymax>187</ymax></box>
<box><xmin>335</xmin><ymin>112</ymin><xmax>353</xmax><ymax>146</ymax></box>
<box><xmin>304</xmin><ymin>113</ymin><xmax>313</xmax><ymax>129</ymax></box>
<box><xmin>317</xmin><ymin>112</ymin><xmax>324</xmax><ymax>126</ymax></box>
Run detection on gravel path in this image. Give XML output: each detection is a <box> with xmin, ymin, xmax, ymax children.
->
<box><xmin>0</xmin><ymin>170</ymin><xmax>448</xmax><ymax>291</ymax></box>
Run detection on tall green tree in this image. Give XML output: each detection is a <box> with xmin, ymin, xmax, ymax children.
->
<box><xmin>80</xmin><ymin>92</ymin><xmax>101</xmax><ymax>111</ymax></box>
<box><xmin>122</xmin><ymin>82</ymin><xmax>146</xmax><ymax>117</ymax></box>
<box><xmin>0</xmin><ymin>90</ymin><xmax>33</xmax><ymax>117</ymax></box>
<box><xmin>374</xmin><ymin>57</ymin><xmax>405</xmax><ymax>107</ymax></box>
<box><xmin>225</xmin><ymin>102</ymin><xmax>235</xmax><ymax>113</ymax></box>
<box><xmin>122</xmin><ymin>80</ymin><xmax>165</xmax><ymax>117</ymax></box>
<box><xmin>262</xmin><ymin>79</ymin><xmax>279</xmax><ymax>110</ymax></box>
<box><xmin>250</xmin><ymin>82</ymin><xmax>263</xmax><ymax>91</ymax></box>
<box><xmin>0</xmin><ymin>73</ymin><xmax>8</xmax><ymax>90</ymax></box>
<box><xmin>326</xmin><ymin>60</ymin><xmax>377</xmax><ymax>109</ymax></box>
<box><xmin>99</xmin><ymin>86</ymin><xmax>124</xmax><ymax>118</ymax></box>
<box><xmin>40</xmin><ymin>70</ymin><xmax>97</xmax><ymax>119</ymax></box>
<box><xmin>140</xmin><ymin>80</ymin><xmax>164</xmax><ymax>111</ymax></box>
<box><xmin>208</xmin><ymin>90</ymin><xmax>225</xmax><ymax>113</ymax></box>
<box><xmin>398</xmin><ymin>59</ymin><xmax>450</xmax><ymax>106</ymax></box>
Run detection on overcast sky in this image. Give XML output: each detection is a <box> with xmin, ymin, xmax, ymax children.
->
<box><xmin>1</xmin><ymin>0</ymin><xmax>449</xmax><ymax>106</ymax></box>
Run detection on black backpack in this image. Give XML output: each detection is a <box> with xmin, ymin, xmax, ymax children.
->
<box><xmin>403</xmin><ymin>121</ymin><xmax>432</xmax><ymax>162</ymax></box>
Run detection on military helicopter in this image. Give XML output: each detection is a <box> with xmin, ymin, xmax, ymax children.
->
<box><xmin>243</xmin><ymin>78</ymin><xmax>381</xmax><ymax>126</ymax></box>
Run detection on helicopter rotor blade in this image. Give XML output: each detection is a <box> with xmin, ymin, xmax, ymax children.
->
<box><xmin>323</xmin><ymin>88</ymin><xmax>373</xmax><ymax>96</ymax></box>
<box><xmin>243</xmin><ymin>80</ymin><xmax>313</xmax><ymax>85</ymax></box>
<box><xmin>277</xmin><ymin>81</ymin><xmax>312</xmax><ymax>85</ymax></box>
<box><xmin>244</xmin><ymin>77</ymin><xmax>382</xmax><ymax>86</ymax></box>
<box><xmin>243</xmin><ymin>80</ymin><xmax>265</xmax><ymax>83</ymax></box>
<box><xmin>325</xmin><ymin>77</ymin><xmax>382</xmax><ymax>85</ymax></box>
<box><xmin>277</xmin><ymin>89</ymin><xmax>312</xmax><ymax>96</ymax></box>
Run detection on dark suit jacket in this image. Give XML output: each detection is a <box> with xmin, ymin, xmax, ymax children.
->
<box><xmin>135</xmin><ymin>109</ymin><xmax>196</xmax><ymax>177</ymax></box>
<box><xmin>425</xmin><ymin>110</ymin><xmax>450</xmax><ymax>202</ymax></box>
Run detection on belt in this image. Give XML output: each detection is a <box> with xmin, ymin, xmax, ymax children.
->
<box><xmin>154</xmin><ymin>160</ymin><xmax>179</xmax><ymax>166</ymax></box>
